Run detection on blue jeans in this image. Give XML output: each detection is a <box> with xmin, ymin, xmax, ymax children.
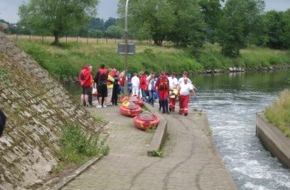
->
<box><xmin>141</xmin><ymin>89</ymin><xmax>148</xmax><ymax>102</ymax></box>
<box><xmin>148</xmin><ymin>90</ymin><xmax>155</xmax><ymax>106</ymax></box>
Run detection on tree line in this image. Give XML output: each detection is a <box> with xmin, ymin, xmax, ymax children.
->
<box><xmin>1</xmin><ymin>0</ymin><xmax>290</xmax><ymax>58</ymax></box>
<box><xmin>0</xmin><ymin>17</ymin><xmax>121</xmax><ymax>41</ymax></box>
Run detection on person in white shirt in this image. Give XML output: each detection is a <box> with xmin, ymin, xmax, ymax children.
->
<box><xmin>146</xmin><ymin>72</ymin><xmax>157</xmax><ymax>106</ymax></box>
<box><xmin>168</xmin><ymin>72</ymin><xmax>178</xmax><ymax>112</ymax></box>
<box><xmin>178</xmin><ymin>71</ymin><xmax>192</xmax><ymax>85</ymax></box>
<box><xmin>177</xmin><ymin>77</ymin><xmax>195</xmax><ymax>116</ymax></box>
<box><xmin>131</xmin><ymin>73</ymin><xmax>140</xmax><ymax>96</ymax></box>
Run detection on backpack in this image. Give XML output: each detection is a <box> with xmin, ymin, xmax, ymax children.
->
<box><xmin>99</xmin><ymin>73</ymin><xmax>107</xmax><ymax>81</ymax></box>
<box><xmin>79</xmin><ymin>72</ymin><xmax>85</xmax><ymax>80</ymax></box>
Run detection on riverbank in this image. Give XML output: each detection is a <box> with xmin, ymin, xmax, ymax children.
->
<box><xmin>53</xmin><ymin>103</ymin><xmax>237</xmax><ymax>190</ymax></box>
<box><xmin>10</xmin><ymin>37</ymin><xmax>290</xmax><ymax>84</ymax></box>
<box><xmin>256</xmin><ymin>112</ymin><xmax>290</xmax><ymax>169</ymax></box>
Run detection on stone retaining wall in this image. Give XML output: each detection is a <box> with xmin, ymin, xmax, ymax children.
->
<box><xmin>0</xmin><ymin>32</ymin><xmax>102</xmax><ymax>189</ymax></box>
<box><xmin>256</xmin><ymin>112</ymin><xmax>290</xmax><ymax>168</ymax></box>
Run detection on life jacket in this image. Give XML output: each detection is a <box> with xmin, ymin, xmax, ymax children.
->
<box><xmin>107</xmin><ymin>74</ymin><xmax>114</xmax><ymax>86</ymax></box>
<box><xmin>98</xmin><ymin>68</ymin><xmax>108</xmax><ymax>82</ymax></box>
<box><xmin>158</xmin><ymin>77</ymin><xmax>169</xmax><ymax>90</ymax></box>
<box><xmin>119</xmin><ymin>75</ymin><xmax>125</xmax><ymax>86</ymax></box>
<box><xmin>140</xmin><ymin>75</ymin><xmax>147</xmax><ymax>90</ymax></box>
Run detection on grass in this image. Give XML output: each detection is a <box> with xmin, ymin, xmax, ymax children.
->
<box><xmin>10</xmin><ymin>36</ymin><xmax>290</xmax><ymax>85</ymax></box>
<box><xmin>57</xmin><ymin>124</ymin><xmax>109</xmax><ymax>168</ymax></box>
<box><xmin>264</xmin><ymin>89</ymin><xmax>290</xmax><ymax>138</ymax></box>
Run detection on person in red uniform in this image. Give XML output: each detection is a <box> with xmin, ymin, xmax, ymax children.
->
<box><xmin>78</xmin><ymin>65</ymin><xmax>92</xmax><ymax>106</ymax></box>
<box><xmin>119</xmin><ymin>71</ymin><xmax>125</xmax><ymax>95</ymax></box>
<box><xmin>177</xmin><ymin>77</ymin><xmax>195</xmax><ymax>116</ymax></box>
<box><xmin>155</xmin><ymin>72</ymin><xmax>170</xmax><ymax>114</ymax></box>
<box><xmin>139</xmin><ymin>71</ymin><xmax>148</xmax><ymax>102</ymax></box>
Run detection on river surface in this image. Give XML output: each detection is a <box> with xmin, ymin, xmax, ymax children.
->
<box><xmin>190</xmin><ymin>71</ymin><xmax>290</xmax><ymax>190</ymax></box>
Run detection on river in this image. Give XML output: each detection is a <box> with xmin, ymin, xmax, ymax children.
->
<box><xmin>190</xmin><ymin>70</ymin><xmax>290</xmax><ymax>190</ymax></box>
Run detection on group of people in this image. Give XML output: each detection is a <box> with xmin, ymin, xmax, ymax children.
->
<box><xmin>78</xmin><ymin>64</ymin><xmax>196</xmax><ymax>116</ymax></box>
<box><xmin>78</xmin><ymin>64</ymin><xmax>120</xmax><ymax>108</ymax></box>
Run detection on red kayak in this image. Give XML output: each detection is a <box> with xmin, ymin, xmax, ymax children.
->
<box><xmin>134</xmin><ymin>112</ymin><xmax>160</xmax><ymax>130</ymax></box>
<box><xmin>119</xmin><ymin>95</ymin><xmax>144</xmax><ymax>107</ymax></box>
<box><xmin>120</xmin><ymin>101</ymin><xmax>142</xmax><ymax>117</ymax></box>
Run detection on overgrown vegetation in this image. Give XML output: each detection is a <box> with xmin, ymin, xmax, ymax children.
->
<box><xmin>264</xmin><ymin>89</ymin><xmax>290</xmax><ymax>138</ymax></box>
<box><xmin>14</xmin><ymin>39</ymin><xmax>290</xmax><ymax>83</ymax></box>
<box><xmin>57</xmin><ymin>124</ymin><xmax>109</xmax><ymax>166</ymax></box>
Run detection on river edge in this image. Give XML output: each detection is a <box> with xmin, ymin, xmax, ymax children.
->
<box><xmin>256</xmin><ymin>112</ymin><xmax>290</xmax><ymax>169</ymax></box>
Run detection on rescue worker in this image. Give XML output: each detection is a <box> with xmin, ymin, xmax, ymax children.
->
<box><xmin>79</xmin><ymin>65</ymin><xmax>91</xmax><ymax>106</ymax></box>
<box><xmin>94</xmin><ymin>63</ymin><xmax>108</xmax><ymax>108</ymax></box>
<box><xmin>168</xmin><ymin>72</ymin><xmax>178</xmax><ymax>112</ymax></box>
<box><xmin>155</xmin><ymin>72</ymin><xmax>170</xmax><ymax>114</ymax></box>
<box><xmin>177</xmin><ymin>77</ymin><xmax>195</xmax><ymax>116</ymax></box>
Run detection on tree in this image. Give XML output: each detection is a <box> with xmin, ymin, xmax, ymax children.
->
<box><xmin>118</xmin><ymin>0</ymin><xmax>205</xmax><ymax>48</ymax></box>
<box><xmin>18</xmin><ymin>0</ymin><xmax>99</xmax><ymax>46</ymax></box>
<box><xmin>89</xmin><ymin>29</ymin><xmax>104</xmax><ymax>38</ymax></box>
<box><xmin>104</xmin><ymin>17</ymin><xmax>118</xmax><ymax>30</ymax></box>
<box><xmin>218</xmin><ymin>0</ymin><xmax>265</xmax><ymax>58</ymax></box>
<box><xmin>167</xmin><ymin>0</ymin><xmax>206</xmax><ymax>49</ymax></box>
<box><xmin>263</xmin><ymin>10</ymin><xmax>287</xmax><ymax>49</ymax></box>
<box><xmin>282</xmin><ymin>9</ymin><xmax>290</xmax><ymax>49</ymax></box>
<box><xmin>199</xmin><ymin>0</ymin><xmax>224</xmax><ymax>44</ymax></box>
<box><xmin>88</xmin><ymin>17</ymin><xmax>105</xmax><ymax>31</ymax></box>
<box><xmin>106</xmin><ymin>25</ymin><xmax>123</xmax><ymax>38</ymax></box>
<box><xmin>118</xmin><ymin>0</ymin><xmax>176</xmax><ymax>45</ymax></box>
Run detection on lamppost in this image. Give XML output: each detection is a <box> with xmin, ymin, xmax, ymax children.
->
<box><xmin>124</xmin><ymin>0</ymin><xmax>130</xmax><ymax>95</ymax></box>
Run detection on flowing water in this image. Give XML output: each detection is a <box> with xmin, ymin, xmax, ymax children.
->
<box><xmin>190</xmin><ymin>71</ymin><xmax>290</xmax><ymax>190</ymax></box>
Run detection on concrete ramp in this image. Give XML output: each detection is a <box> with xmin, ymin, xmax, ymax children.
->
<box><xmin>59</xmin><ymin>105</ymin><xmax>237</xmax><ymax>190</ymax></box>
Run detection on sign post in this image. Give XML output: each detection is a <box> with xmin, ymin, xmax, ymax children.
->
<box><xmin>124</xmin><ymin>0</ymin><xmax>130</xmax><ymax>95</ymax></box>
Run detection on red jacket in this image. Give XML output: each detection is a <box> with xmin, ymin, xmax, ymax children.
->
<box><xmin>119</xmin><ymin>75</ymin><xmax>125</xmax><ymax>86</ymax></box>
<box><xmin>78</xmin><ymin>66</ymin><xmax>91</xmax><ymax>87</ymax></box>
<box><xmin>140</xmin><ymin>75</ymin><xmax>147</xmax><ymax>90</ymax></box>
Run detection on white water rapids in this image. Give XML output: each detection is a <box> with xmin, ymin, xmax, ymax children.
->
<box><xmin>190</xmin><ymin>74</ymin><xmax>290</xmax><ymax>190</ymax></box>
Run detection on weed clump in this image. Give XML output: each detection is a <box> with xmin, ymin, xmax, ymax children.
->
<box><xmin>58</xmin><ymin>124</ymin><xmax>109</xmax><ymax>165</ymax></box>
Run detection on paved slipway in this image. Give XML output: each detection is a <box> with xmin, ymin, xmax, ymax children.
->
<box><xmin>60</xmin><ymin>103</ymin><xmax>237</xmax><ymax>190</ymax></box>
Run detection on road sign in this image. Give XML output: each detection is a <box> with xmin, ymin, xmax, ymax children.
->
<box><xmin>118</xmin><ymin>43</ymin><xmax>135</xmax><ymax>55</ymax></box>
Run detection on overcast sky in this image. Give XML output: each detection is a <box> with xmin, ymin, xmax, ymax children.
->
<box><xmin>0</xmin><ymin>0</ymin><xmax>119</xmax><ymax>23</ymax></box>
<box><xmin>0</xmin><ymin>0</ymin><xmax>290</xmax><ymax>23</ymax></box>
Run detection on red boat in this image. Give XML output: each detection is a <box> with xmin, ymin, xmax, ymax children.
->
<box><xmin>134</xmin><ymin>112</ymin><xmax>160</xmax><ymax>130</ymax></box>
<box><xmin>120</xmin><ymin>101</ymin><xmax>142</xmax><ymax>117</ymax></box>
<box><xmin>119</xmin><ymin>95</ymin><xmax>144</xmax><ymax>107</ymax></box>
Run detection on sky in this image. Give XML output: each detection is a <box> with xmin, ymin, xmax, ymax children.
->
<box><xmin>0</xmin><ymin>0</ymin><xmax>290</xmax><ymax>24</ymax></box>
<box><xmin>0</xmin><ymin>0</ymin><xmax>119</xmax><ymax>23</ymax></box>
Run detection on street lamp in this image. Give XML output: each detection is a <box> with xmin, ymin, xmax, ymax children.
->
<box><xmin>124</xmin><ymin>0</ymin><xmax>130</xmax><ymax>95</ymax></box>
